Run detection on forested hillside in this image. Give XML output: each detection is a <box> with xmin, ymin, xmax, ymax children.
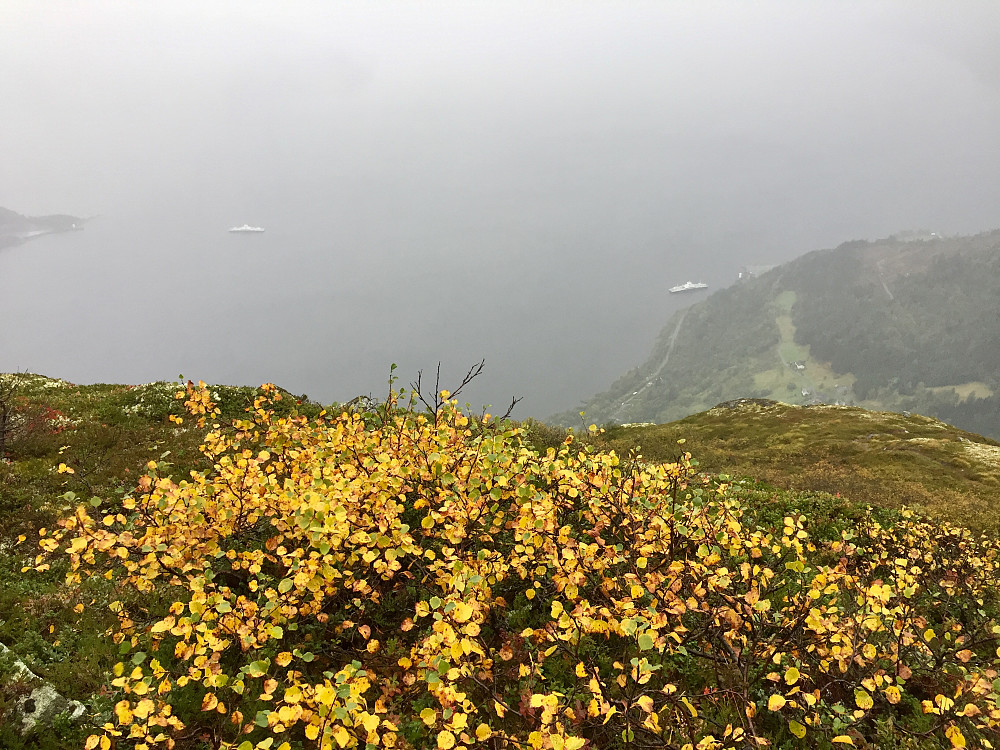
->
<box><xmin>561</xmin><ymin>230</ymin><xmax>1000</xmax><ymax>437</ymax></box>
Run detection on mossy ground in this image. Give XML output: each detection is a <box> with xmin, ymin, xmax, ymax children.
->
<box><xmin>593</xmin><ymin>399</ymin><xmax>1000</xmax><ymax>533</ymax></box>
<box><xmin>0</xmin><ymin>374</ymin><xmax>325</xmax><ymax>747</ymax></box>
<box><xmin>3</xmin><ymin>375</ymin><xmax>1000</xmax><ymax>747</ymax></box>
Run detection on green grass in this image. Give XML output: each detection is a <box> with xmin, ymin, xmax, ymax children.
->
<box><xmin>928</xmin><ymin>380</ymin><xmax>995</xmax><ymax>402</ymax></box>
<box><xmin>592</xmin><ymin>399</ymin><xmax>1000</xmax><ymax>533</ymax></box>
<box><xmin>773</xmin><ymin>289</ymin><xmax>796</xmax><ymax>313</ymax></box>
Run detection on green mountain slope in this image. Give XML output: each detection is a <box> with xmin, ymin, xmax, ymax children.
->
<box><xmin>558</xmin><ymin>230</ymin><xmax>1000</xmax><ymax>437</ymax></box>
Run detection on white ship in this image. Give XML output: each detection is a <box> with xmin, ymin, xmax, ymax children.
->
<box><xmin>228</xmin><ymin>224</ymin><xmax>265</xmax><ymax>233</ymax></box>
<box><xmin>669</xmin><ymin>281</ymin><xmax>708</xmax><ymax>293</ymax></box>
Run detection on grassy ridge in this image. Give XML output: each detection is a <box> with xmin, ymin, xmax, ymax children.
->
<box><xmin>3</xmin><ymin>375</ymin><xmax>1000</xmax><ymax>748</ymax></box>
<box><xmin>591</xmin><ymin>399</ymin><xmax>1000</xmax><ymax>533</ymax></box>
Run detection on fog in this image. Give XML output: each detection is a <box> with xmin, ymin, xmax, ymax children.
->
<box><xmin>3</xmin><ymin>1</ymin><xmax>1000</xmax><ymax>415</ymax></box>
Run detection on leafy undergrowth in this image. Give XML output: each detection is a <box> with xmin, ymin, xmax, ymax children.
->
<box><xmin>0</xmin><ymin>374</ymin><xmax>322</xmax><ymax>748</ymax></box>
<box><xmin>22</xmin><ymin>382</ymin><xmax>1000</xmax><ymax>750</ymax></box>
<box><xmin>595</xmin><ymin>399</ymin><xmax>1000</xmax><ymax>534</ymax></box>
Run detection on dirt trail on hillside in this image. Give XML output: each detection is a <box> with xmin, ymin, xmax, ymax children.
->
<box><xmin>613</xmin><ymin>307</ymin><xmax>689</xmax><ymax>421</ymax></box>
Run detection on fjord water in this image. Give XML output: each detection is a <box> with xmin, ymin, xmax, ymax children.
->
<box><xmin>0</xmin><ymin>192</ymin><xmax>708</xmax><ymax>416</ymax></box>
<box><xmin>6</xmin><ymin>4</ymin><xmax>1000</xmax><ymax>416</ymax></box>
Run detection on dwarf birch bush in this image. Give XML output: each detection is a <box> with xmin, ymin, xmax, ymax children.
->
<box><xmin>40</xmin><ymin>382</ymin><xmax>1000</xmax><ymax>749</ymax></box>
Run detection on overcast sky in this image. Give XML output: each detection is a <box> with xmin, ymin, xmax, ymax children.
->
<box><xmin>3</xmin><ymin>2</ymin><xmax>1000</xmax><ymax>411</ymax></box>
<box><xmin>5</xmin><ymin>1</ymin><xmax>1000</xmax><ymax>235</ymax></box>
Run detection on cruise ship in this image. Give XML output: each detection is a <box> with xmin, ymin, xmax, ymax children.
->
<box><xmin>669</xmin><ymin>281</ymin><xmax>708</xmax><ymax>293</ymax></box>
<box><xmin>228</xmin><ymin>224</ymin><xmax>265</xmax><ymax>233</ymax></box>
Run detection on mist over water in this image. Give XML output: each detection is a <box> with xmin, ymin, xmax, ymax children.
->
<box><xmin>4</xmin><ymin>2</ymin><xmax>1000</xmax><ymax>416</ymax></box>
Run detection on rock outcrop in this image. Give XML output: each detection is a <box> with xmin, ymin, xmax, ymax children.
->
<box><xmin>0</xmin><ymin>641</ymin><xmax>87</xmax><ymax>735</ymax></box>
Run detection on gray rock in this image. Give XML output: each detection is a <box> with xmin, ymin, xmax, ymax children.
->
<box><xmin>0</xmin><ymin>641</ymin><xmax>87</xmax><ymax>735</ymax></box>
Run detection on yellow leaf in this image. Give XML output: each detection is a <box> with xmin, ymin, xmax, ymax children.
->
<box><xmin>855</xmin><ymin>688</ymin><xmax>873</xmax><ymax>710</ymax></box>
<box><xmin>946</xmin><ymin>725</ymin><xmax>967</xmax><ymax>748</ymax></box>
<box><xmin>332</xmin><ymin>726</ymin><xmax>350</xmax><ymax>748</ymax></box>
<box><xmin>637</xmin><ymin>695</ymin><xmax>654</xmax><ymax>713</ymax></box>
<box><xmin>476</xmin><ymin>724</ymin><xmax>492</xmax><ymax>740</ymax></box>
<box><xmin>788</xmin><ymin>720</ymin><xmax>806</xmax><ymax>739</ymax></box>
<box><xmin>421</xmin><ymin>708</ymin><xmax>437</xmax><ymax>726</ymax></box>
<box><xmin>133</xmin><ymin>699</ymin><xmax>155</xmax><ymax>720</ymax></box>
<box><xmin>85</xmin><ymin>736</ymin><xmax>101</xmax><ymax>750</ymax></box>
<box><xmin>768</xmin><ymin>694</ymin><xmax>786</xmax><ymax>711</ymax></box>
<box><xmin>784</xmin><ymin>667</ymin><xmax>800</xmax><ymax>685</ymax></box>
<box><xmin>680</xmin><ymin>697</ymin><xmax>698</xmax><ymax>718</ymax></box>
<box><xmin>437</xmin><ymin>730</ymin><xmax>456</xmax><ymax>749</ymax></box>
<box><xmin>885</xmin><ymin>685</ymin><xmax>901</xmax><ymax>705</ymax></box>
<box><xmin>115</xmin><ymin>700</ymin><xmax>133</xmax><ymax>725</ymax></box>
<box><xmin>305</xmin><ymin>724</ymin><xmax>319</xmax><ymax>741</ymax></box>
<box><xmin>452</xmin><ymin>602</ymin><xmax>473</xmax><ymax>623</ymax></box>
<box><xmin>832</xmin><ymin>736</ymin><xmax>855</xmax><ymax>745</ymax></box>
<box><xmin>361</xmin><ymin>713</ymin><xmax>379</xmax><ymax>733</ymax></box>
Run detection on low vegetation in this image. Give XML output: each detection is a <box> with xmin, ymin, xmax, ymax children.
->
<box><xmin>593</xmin><ymin>399</ymin><xmax>1000</xmax><ymax>534</ymax></box>
<box><xmin>0</xmin><ymin>374</ymin><xmax>317</xmax><ymax>749</ymax></box>
<box><xmin>5</xmin><ymin>374</ymin><xmax>1000</xmax><ymax>749</ymax></box>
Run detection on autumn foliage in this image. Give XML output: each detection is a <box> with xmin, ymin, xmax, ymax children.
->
<box><xmin>40</xmin><ymin>381</ymin><xmax>1000</xmax><ymax>749</ymax></box>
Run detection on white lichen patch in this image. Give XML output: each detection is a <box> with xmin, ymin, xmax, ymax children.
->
<box><xmin>121</xmin><ymin>381</ymin><xmax>183</xmax><ymax>417</ymax></box>
<box><xmin>963</xmin><ymin>441</ymin><xmax>1000</xmax><ymax>467</ymax></box>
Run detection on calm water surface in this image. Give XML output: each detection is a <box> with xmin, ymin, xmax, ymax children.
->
<box><xmin>0</xmin><ymin>197</ymin><xmax>713</xmax><ymax>416</ymax></box>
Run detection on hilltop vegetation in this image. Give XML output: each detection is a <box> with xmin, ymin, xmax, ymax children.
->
<box><xmin>590</xmin><ymin>399</ymin><xmax>1000</xmax><ymax>534</ymax></box>
<box><xmin>5</xmin><ymin>374</ymin><xmax>1000</xmax><ymax>749</ymax></box>
<box><xmin>561</xmin><ymin>230</ymin><xmax>1000</xmax><ymax>438</ymax></box>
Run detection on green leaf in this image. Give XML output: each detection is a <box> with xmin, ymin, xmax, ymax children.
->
<box><xmin>637</xmin><ymin>633</ymin><xmax>655</xmax><ymax>651</ymax></box>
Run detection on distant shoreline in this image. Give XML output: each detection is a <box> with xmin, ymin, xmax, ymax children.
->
<box><xmin>0</xmin><ymin>208</ymin><xmax>86</xmax><ymax>250</ymax></box>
